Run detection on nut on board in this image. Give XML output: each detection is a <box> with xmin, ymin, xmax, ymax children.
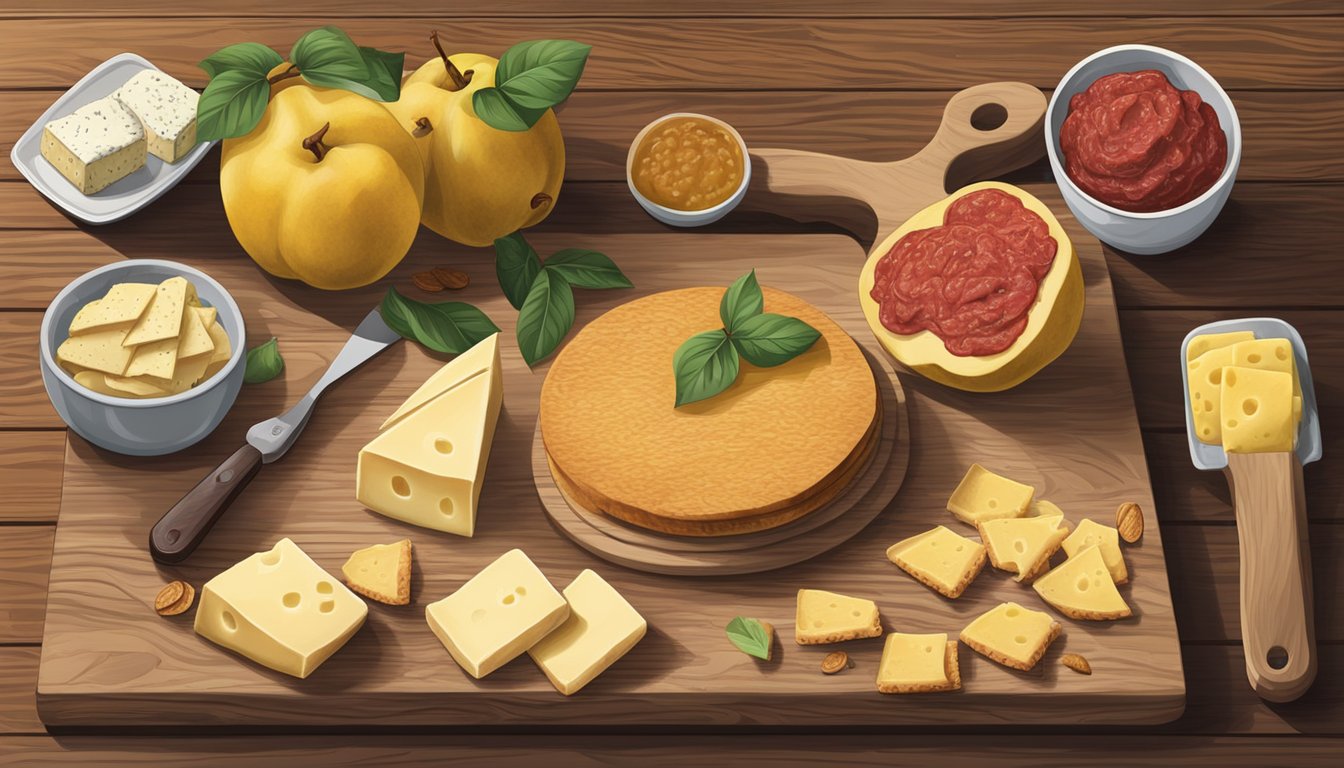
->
<box><xmin>1116</xmin><ymin>502</ymin><xmax>1144</xmax><ymax>544</ymax></box>
<box><xmin>155</xmin><ymin>580</ymin><xmax>195</xmax><ymax>617</ymax></box>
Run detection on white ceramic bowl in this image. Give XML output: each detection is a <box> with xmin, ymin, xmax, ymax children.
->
<box><xmin>626</xmin><ymin>112</ymin><xmax>751</xmax><ymax>227</ymax></box>
<box><xmin>40</xmin><ymin>259</ymin><xmax>246</xmax><ymax>456</ymax></box>
<box><xmin>1045</xmin><ymin>44</ymin><xmax>1241</xmax><ymax>255</ymax></box>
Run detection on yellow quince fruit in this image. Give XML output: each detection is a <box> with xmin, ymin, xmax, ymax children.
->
<box><xmin>220</xmin><ymin>86</ymin><xmax>426</xmax><ymax>290</ymax></box>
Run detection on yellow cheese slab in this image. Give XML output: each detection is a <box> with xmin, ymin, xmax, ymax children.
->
<box><xmin>56</xmin><ymin>325</ymin><xmax>135</xmax><ymax>375</ymax></box>
<box><xmin>425</xmin><ymin>549</ymin><xmax>569</xmax><ymax>679</ymax></box>
<box><xmin>341</xmin><ymin>539</ymin><xmax>412</xmax><ymax>606</ymax></box>
<box><xmin>1061</xmin><ymin>518</ymin><xmax>1128</xmax><ymax>584</ymax></box>
<box><xmin>193</xmin><ymin>538</ymin><xmax>368</xmax><ymax>679</ymax></box>
<box><xmin>1186</xmin><ymin>331</ymin><xmax>1254</xmax><ymax>362</ymax></box>
<box><xmin>876</xmin><ymin>633</ymin><xmax>960</xmax><ymax>694</ymax></box>
<box><xmin>947</xmin><ymin>464</ymin><xmax>1034</xmax><ymax>525</ymax></box>
<box><xmin>1232</xmin><ymin>337</ymin><xmax>1301</xmax><ymax>400</ymax></box>
<box><xmin>977</xmin><ymin>515</ymin><xmax>1070</xmax><ymax>582</ymax></box>
<box><xmin>123</xmin><ymin>276</ymin><xmax>190</xmax><ymax>347</ymax></box>
<box><xmin>1221</xmin><ymin>366</ymin><xmax>1295</xmax><ymax>454</ymax></box>
<box><xmin>794</xmin><ymin>589</ymin><xmax>882</xmax><ymax>644</ymax></box>
<box><xmin>176</xmin><ymin>302</ymin><xmax>215</xmax><ymax>360</ymax></box>
<box><xmin>1187</xmin><ymin>344</ymin><xmax>1237</xmax><ymax>445</ymax></box>
<box><xmin>1033</xmin><ymin>545</ymin><xmax>1132</xmax><ymax>621</ymax></box>
<box><xmin>528</xmin><ymin>569</ymin><xmax>647</xmax><ymax>696</ymax></box>
<box><xmin>885</xmin><ymin>525</ymin><xmax>986</xmax><ymax>598</ymax></box>
<box><xmin>958</xmin><ymin>601</ymin><xmax>1060</xmax><ymax>671</ymax></box>
<box><xmin>381</xmin><ymin>334</ymin><xmax>499</xmax><ymax>431</ymax></box>
<box><xmin>68</xmin><ymin>282</ymin><xmax>156</xmax><ymax>335</ymax></box>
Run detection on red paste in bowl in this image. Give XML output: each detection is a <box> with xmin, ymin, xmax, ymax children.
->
<box><xmin>869</xmin><ymin>189</ymin><xmax>1058</xmax><ymax>357</ymax></box>
<box><xmin>1060</xmin><ymin>69</ymin><xmax>1228</xmax><ymax>213</ymax></box>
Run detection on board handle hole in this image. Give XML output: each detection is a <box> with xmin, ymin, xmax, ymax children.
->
<box><xmin>1267</xmin><ymin>646</ymin><xmax>1289</xmax><ymax>670</ymax></box>
<box><xmin>971</xmin><ymin>103</ymin><xmax>1008</xmax><ymax>132</ymax></box>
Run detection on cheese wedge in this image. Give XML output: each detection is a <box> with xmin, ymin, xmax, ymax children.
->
<box><xmin>1187</xmin><ymin>344</ymin><xmax>1237</xmax><ymax>445</ymax></box>
<box><xmin>1061</xmin><ymin>518</ymin><xmax>1128</xmax><ymax>584</ymax></box>
<box><xmin>193</xmin><ymin>538</ymin><xmax>368</xmax><ymax>679</ymax></box>
<box><xmin>425</xmin><ymin>549</ymin><xmax>569</xmax><ymax>679</ymax></box>
<box><xmin>977</xmin><ymin>515</ymin><xmax>1070</xmax><ymax>582</ymax></box>
<box><xmin>176</xmin><ymin>302</ymin><xmax>215</xmax><ymax>360</ymax></box>
<box><xmin>1221</xmin><ymin>366</ymin><xmax>1296</xmax><ymax>454</ymax></box>
<box><xmin>1186</xmin><ymin>330</ymin><xmax>1253</xmax><ymax>362</ymax></box>
<box><xmin>947</xmin><ymin>464</ymin><xmax>1034</xmax><ymax>525</ymax></box>
<box><xmin>69</xmin><ymin>283</ymin><xmax>155</xmax><ymax>335</ymax></box>
<box><xmin>1033</xmin><ymin>545</ymin><xmax>1132</xmax><ymax>621</ymax></box>
<box><xmin>57</xmin><ymin>324</ymin><xmax>135</xmax><ymax>375</ymax></box>
<box><xmin>959</xmin><ymin>601</ymin><xmax>1061</xmax><ymax>671</ymax></box>
<box><xmin>528</xmin><ymin>569</ymin><xmax>647</xmax><ymax>695</ymax></box>
<box><xmin>123</xmin><ymin>276</ymin><xmax>191</xmax><ymax>347</ymax></box>
<box><xmin>381</xmin><ymin>334</ymin><xmax>499</xmax><ymax>431</ymax></box>
<box><xmin>885</xmin><ymin>525</ymin><xmax>986</xmax><ymax>598</ymax></box>
<box><xmin>1027</xmin><ymin>499</ymin><xmax>1064</xmax><ymax>518</ymax></box>
<box><xmin>876</xmin><ymin>633</ymin><xmax>960</xmax><ymax>694</ymax></box>
<box><xmin>794</xmin><ymin>589</ymin><xmax>882</xmax><ymax>644</ymax></box>
<box><xmin>341</xmin><ymin>539</ymin><xmax>412</xmax><ymax>606</ymax></box>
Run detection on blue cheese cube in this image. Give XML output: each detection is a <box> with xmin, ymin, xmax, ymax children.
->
<box><xmin>40</xmin><ymin>96</ymin><xmax>146</xmax><ymax>195</ymax></box>
<box><xmin>113</xmin><ymin>70</ymin><xmax>199</xmax><ymax>163</ymax></box>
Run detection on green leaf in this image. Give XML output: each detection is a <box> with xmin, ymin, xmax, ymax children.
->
<box><xmin>543</xmin><ymin>249</ymin><xmax>633</xmax><ymax>290</ymax></box>
<box><xmin>515</xmin><ymin>269</ymin><xmax>575</xmax><ymax>366</ymax></box>
<box><xmin>379</xmin><ymin>287</ymin><xmax>500</xmax><ymax>355</ymax></box>
<box><xmin>471</xmin><ymin>87</ymin><xmax>548</xmax><ymax>132</ymax></box>
<box><xmin>673</xmin><ymin>329</ymin><xmax>740</xmax><ymax>407</ymax></box>
<box><xmin>243</xmin><ymin>337</ymin><xmax>284</xmax><ymax>384</ymax></box>
<box><xmin>196</xmin><ymin>69</ymin><xmax>271</xmax><ymax>142</ymax></box>
<box><xmin>290</xmin><ymin>26</ymin><xmax>368</xmax><ymax>82</ymax></box>
<box><xmin>495</xmin><ymin>39</ymin><xmax>591</xmax><ymax>110</ymax></box>
<box><xmin>719</xmin><ymin>269</ymin><xmax>764</xmax><ymax>333</ymax></box>
<box><xmin>730</xmin><ymin>313</ymin><xmax>821</xmax><ymax>368</ymax></box>
<box><xmin>725</xmin><ymin>617</ymin><xmax>772</xmax><ymax>661</ymax></box>
<box><xmin>199</xmin><ymin>42</ymin><xmax>283</xmax><ymax>79</ymax></box>
<box><xmin>493</xmin><ymin>232</ymin><xmax>544</xmax><ymax>310</ymax></box>
<box><xmin>354</xmin><ymin>46</ymin><xmax>405</xmax><ymax>102</ymax></box>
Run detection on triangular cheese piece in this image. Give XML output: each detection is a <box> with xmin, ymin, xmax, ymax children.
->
<box><xmin>124</xmin><ymin>335</ymin><xmax>179</xmax><ymax>379</ymax></box>
<box><xmin>959</xmin><ymin>602</ymin><xmax>1060</xmax><ymax>671</ymax></box>
<box><xmin>193</xmin><ymin>305</ymin><xmax>218</xmax><ymax>327</ymax></box>
<box><xmin>977</xmin><ymin>515</ymin><xmax>1070</xmax><ymax>582</ymax></box>
<box><xmin>947</xmin><ymin>464</ymin><xmax>1034</xmax><ymax>525</ymax></box>
<box><xmin>57</xmin><ymin>325</ymin><xmax>135</xmax><ymax>375</ymax></box>
<box><xmin>794</xmin><ymin>589</ymin><xmax>882</xmax><ymax>644</ymax></box>
<box><xmin>341</xmin><ymin>539</ymin><xmax>412</xmax><ymax>606</ymax></box>
<box><xmin>876</xmin><ymin>632</ymin><xmax>960</xmax><ymax>694</ymax></box>
<box><xmin>205</xmin><ymin>315</ymin><xmax>233</xmax><ymax>364</ymax></box>
<box><xmin>885</xmin><ymin>525</ymin><xmax>986</xmax><ymax>598</ymax></box>
<box><xmin>69</xmin><ymin>282</ymin><xmax>156</xmax><ymax>335</ymax></box>
<box><xmin>176</xmin><ymin>302</ymin><xmax>215</xmax><ymax>360</ymax></box>
<box><xmin>142</xmin><ymin>350</ymin><xmax>213</xmax><ymax>393</ymax></box>
<box><xmin>1061</xmin><ymin>518</ymin><xmax>1127</xmax><ymax>584</ymax></box>
<box><xmin>123</xmin><ymin>276</ymin><xmax>190</xmax><ymax>347</ymax></box>
<box><xmin>380</xmin><ymin>333</ymin><xmax>500</xmax><ymax>431</ymax></box>
<box><xmin>1033</xmin><ymin>545</ymin><xmax>1132</xmax><ymax>621</ymax></box>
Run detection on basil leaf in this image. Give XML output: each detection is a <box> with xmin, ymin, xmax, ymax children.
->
<box><xmin>291</xmin><ymin>26</ymin><xmax>368</xmax><ymax>83</ymax></box>
<box><xmin>379</xmin><ymin>287</ymin><xmax>500</xmax><ymax>355</ymax></box>
<box><xmin>730</xmin><ymin>313</ymin><xmax>822</xmax><ymax>368</ymax></box>
<box><xmin>243</xmin><ymin>337</ymin><xmax>284</xmax><ymax>384</ymax></box>
<box><xmin>515</xmin><ymin>269</ymin><xmax>575</xmax><ymax>366</ymax></box>
<box><xmin>493</xmin><ymin>232</ymin><xmax>544</xmax><ymax>310</ymax></box>
<box><xmin>719</xmin><ymin>269</ymin><xmax>763</xmax><ymax>333</ymax></box>
<box><xmin>495</xmin><ymin>39</ymin><xmax>591</xmax><ymax>110</ymax></box>
<box><xmin>471</xmin><ymin>87</ymin><xmax>548</xmax><ymax>132</ymax></box>
<box><xmin>199</xmin><ymin>42</ymin><xmax>283</xmax><ymax>79</ymax></box>
<box><xmin>543</xmin><ymin>249</ymin><xmax>633</xmax><ymax>290</ymax></box>
<box><xmin>673</xmin><ymin>329</ymin><xmax>739</xmax><ymax>407</ymax></box>
<box><xmin>725</xmin><ymin>617</ymin><xmax>772</xmax><ymax>661</ymax></box>
<box><xmin>196</xmin><ymin>69</ymin><xmax>271</xmax><ymax>142</ymax></box>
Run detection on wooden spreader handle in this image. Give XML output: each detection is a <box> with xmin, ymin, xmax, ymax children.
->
<box><xmin>1224</xmin><ymin>450</ymin><xmax>1317</xmax><ymax>702</ymax></box>
<box><xmin>149</xmin><ymin>444</ymin><xmax>264</xmax><ymax>564</ymax></box>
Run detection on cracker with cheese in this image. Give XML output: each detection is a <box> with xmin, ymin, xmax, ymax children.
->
<box><xmin>886</xmin><ymin>525</ymin><xmax>986</xmax><ymax>599</ymax></box>
<box><xmin>794</xmin><ymin>589</ymin><xmax>882</xmax><ymax>644</ymax></box>
<box><xmin>947</xmin><ymin>464</ymin><xmax>1034</xmax><ymax>525</ymax></box>
<box><xmin>977</xmin><ymin>515</ymin><xmax>1070</xmax><ymax>582</ymax></box>
<box><xmin>1033</xmin><ymin>545</ymin><xmax>1132</xmax><ymax>621</ymax></box>
<box><xmin>959</xmin><ymin>601</ymin><xmax>1061</xmax><ymax>671</ymax></box>
<box><xmin>341</xmin><ymin>539</ymin><xmax>413</xmax><ymax>606</ymax></box>
<box><xmin>1061</xmin><ymin>518</ymin><xmax>1128</xmax><ymax>584</ymax></box>
<box><xmin>876</xmin><ymin>633</ymin><xmax>961</xmax><ymax>694</ymax></box>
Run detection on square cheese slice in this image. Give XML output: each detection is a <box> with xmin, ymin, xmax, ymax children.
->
<box><xmin>123</xmin><ymin>276</ymin><xmax>191</xmax><ymax>347</ymax></box>
<box><xmin>1186</xmin><ymin>331</ymin><xmax>1254</xmax><ymax>362</ymax></box>
<box><xmin>977</xmin><ymin>515</ymin><xmax>1071</xmax><ymax>582</ymax></box>
<box><xmin>113</xmin><ymin>69</ymin><xmax>200</xmax><ymax>163</ymax></box>
<box><xmin>1232</xmin><ymin>337</ymin><xmax>1302</xmax><ymax>399</ymax></box>
<box><xmin>193</xmin><ymin>538</ymin><xmax>368</xmax><ymax>679</ymax></box>
<box><xmin>1033</xmin><ymin>545</ymin><xmax>1132</xmax><ymax>621</ymax></box>
<box><xmin>425</xmin><ymin>549</ymin><xmax>569</xmax><ymax>679</ymax></box>
<box><xmin>885</xmin><ymin>525</ymin><xmax>986</xmax><ymax>599</ymax></box>
<box><xmin>876</xmin><ymin>633</ymin><xmax>960</xmax><ymax>694</ymax></box>
<box><xmin>528</xmin><ymin>569</ymin><xmax>647</xmax><ymax>695</ymax></box>
<box><xmin>947</xmin><ymin>464</ymin><xmax>1034</xmax><ymax>525</ymax></box>
<box><xmin>56</xmin><ymin>324</ymin><xmax>135</xmax><ymax>375</ymax></box>
<box><xmin>40</xmin><ymin>96</ymin><xmax>146</xmax><ymax>194</ymax></box>
<box><xmin>1220</xmin><ymin>366</ymin><xmax>1295</xmax><ymax>454</ymax></box>
<box><xmin>959</xmin><ymin>601</ymin><xmax>1060</xmax><ymax>671</ymax></box>
<box><xmin>1061</xmin><ymin>518</ymin><xmax>1127</xmax><ymax>584</ymax></box>
<box><xmin>794</xmin><ymin>589</ymin><xmax>882</xmax><ymax>644</ymax></box>
<box><xmin>1187</xmin><ymin>344</ymin><xmax>1237</xmax><ymax>445</ymax></box>
<box><xmin>69</xmin><ymin>283</ymin><xmax>156</xmax><ymax>336</ymax></box>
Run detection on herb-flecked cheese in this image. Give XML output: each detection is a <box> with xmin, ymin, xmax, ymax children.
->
<box><xmin>40</xmin><ymin>96</ymin><xmax>146</xmax><ymax>194</ymax></box>
<box><xmin>113</xmin><ymin>69</ymin><xmax>199</xmax><ymax>163</ymax></box>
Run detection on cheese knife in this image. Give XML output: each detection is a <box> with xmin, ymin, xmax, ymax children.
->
<box><xmin>150</xmin><ymin>309</ymin><xmax>402</xmax><ymax>564</ymax></box>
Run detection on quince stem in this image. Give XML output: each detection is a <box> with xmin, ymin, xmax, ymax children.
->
<box><xmin>413</xmin><ymin>117</ymin><xmax>433</xmax><ymax>137</ymax></box>
<box><xmin>429</xmin><ymin>30</ymin><xmax>472</xmax><ymax>91</ymax></box>
<box><xmin>302</xmin><ymin>123</ymin><xmax>332</xmax><ymax>162</ymax></box>
<box><xmin>530</xmin><ymin>193</ymin><xmax>552</xmax><ymax>210</ymax></box>
<box><xmin>268</xmin><ymin>63</ymin><xmax>301</xmax><ymax>85</ymax></box>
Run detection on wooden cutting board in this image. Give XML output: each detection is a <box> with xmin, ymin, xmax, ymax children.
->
<box><xmin>36</xmin><ymin>84</ymin><xmax>1183</xmax><ymax>728</ymax></box>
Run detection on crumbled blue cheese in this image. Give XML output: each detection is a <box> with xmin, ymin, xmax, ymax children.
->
<box><xmin>113</xmin><ymin>69</ymin><xmax>199</xmax><ymax>163</ymax></box>
<box><xmin>40</xmin><ymin>96</ymin><xmax>146</xmax><ymax>195</ymax></box>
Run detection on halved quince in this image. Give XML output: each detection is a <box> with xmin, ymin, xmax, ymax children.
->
<box><xmin>857</xmin><ymin>181</ymin><xmax>1084</xmax><ymax>392</ymax></box>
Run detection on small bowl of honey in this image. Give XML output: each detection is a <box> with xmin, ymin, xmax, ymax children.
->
<box><xmin>627</xmin><ymin>113</ymin><xmax>750</xmax><ymax>227</ymax></box>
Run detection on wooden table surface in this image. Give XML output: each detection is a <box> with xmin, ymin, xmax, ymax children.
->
<box><xmin>0</xmin><ymin>1</ymin><xmax>1341</xmax><ymax>764</ymax></box>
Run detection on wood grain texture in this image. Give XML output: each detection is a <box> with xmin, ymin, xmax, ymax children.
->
<box><xmin>0</xmin><ymin>526</ymin><xmax>52</xmax><ymax>645</ymax></box>
<box><xmin>0</xmin><ymin>648</ymin><xmax>41</xmax><ymax>736</ymax></box>
<box><xmin>0</xmin><ymin>431</ymin><xmax>64</xmax><ymax>523</ymax></box>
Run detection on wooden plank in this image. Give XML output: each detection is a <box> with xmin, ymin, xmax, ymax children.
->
<box><xmin>0</xmin><ymin>648</ymin><xmax>41</xmax><ymax>736</ymax></box>
<box><xmin>0</xmin><ymin>526</ymin><xmax>52</xmax><ymax>645</ymax></box>
<box><xmin>0</xmin><ymin>431</ymin><xmax>64</xmax><ymax>524</ymax></box>
<box><xmin>0</xmin><ymin>314</ymin><xmax>59</xmax><ymax>430</ymax></box>
<box><xmin>1178</xmin><ymin>643</ymin><xmax>1344</xmax><ymax>735</ymax></box>
<box><xmin>0</xmin><ymin>18</ymin><xmax>1335</xmax><ymax>91</ymax></box>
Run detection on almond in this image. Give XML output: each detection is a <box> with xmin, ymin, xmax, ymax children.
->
<box><xmin>1061</xmin><ymin>653</ymin><xmax>1092</xmax><ymax>675</ymax></box>
<box><xmin>1116</xmin><ymin>502</ymin><xmax>1144</xmax><ymax>544</ymax></box>
<box><xmin>432</xmin><ymin>268</ymin><xmax>470</xmax><ymax>290</ymax></box>
<box><xmin>155</xmin><ymin>580</ymin><xmax>195</xmax><ymax>617</ymax></box>
<box><xmin>412</xmin><ymin>271</ymin><xmax>445</xmax><ymax>293</ymax></box>
<box><xmin>821</xmin><ymin>651</ymin><xmax>850</xmax><ymax>675</ymax></box>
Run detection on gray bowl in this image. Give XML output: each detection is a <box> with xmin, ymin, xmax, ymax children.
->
<box><xmin>40</xmin><ymin>260</ymin><xmax>246</xmax><ymax>456</ymax></box>
<box><xmin>1045</xmin><ymin>44</ymin><xmax>1241</xmax><ymax>255</ymax></box>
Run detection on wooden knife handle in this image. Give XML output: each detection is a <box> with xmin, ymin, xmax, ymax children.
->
<box><xmin>149</xmin><ymin>444</ymin><xmax>264</xmax><ymax>564</ymax></box>
<box><xmin>1224</xmin><ymin>450</ymin><xmax>1317</xmax><ymax>702</ymax></box>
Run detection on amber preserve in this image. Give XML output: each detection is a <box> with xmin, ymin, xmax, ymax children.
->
<box><xmin>631</xmin><ymin>115</ymin><xmax>745</xmax><ymax>211</ymax></box>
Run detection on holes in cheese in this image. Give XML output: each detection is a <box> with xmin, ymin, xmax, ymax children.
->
<box><xmin>876</xmin><ymin>633</ymin><xmax>961</xmax><ymax>694</ymax></box>
<box><xmin>958</xmin><ymin>601</ymin><xmax>1060</xmax><ymax>671</ymax></box>
<box><xmin>1220</xmin><ymin>366</ymin><xmax>1295</xmax><ymax>453</ymax></box>
<box><xmin>976</xmin><ymin>515</ymin><xmax>1070</xmax><ymax>583</ymax></box>
<box><xmin>794</xmin><ymin>589</ymin><xmax>882</xmax><ymax>644</ymax></box>
<box><xmin>885</xmin><ymin>525</ymin><xmax>988</xmax><ymax>599</ymax></box>
<box><xmin>1189</xmin><ymin>333</ymin><xmax>1304</xmax><ymax>447</ymax></box>
<box><xmin>1061</xmin><ymin>518</ymin><xmax>1128</xmax><ymax>584</ymax></box>
<box><xmin>1032</xmin><ymin>545</ymin><xmax>1131</xmax><ymax>621</ymax></box>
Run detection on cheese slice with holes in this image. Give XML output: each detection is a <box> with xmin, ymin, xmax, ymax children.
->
<box><xmin>1033</xmin><ymin>545</ymin><xmax>1131</xmax><ymax>621</ymax></box>
<box><xmin>794</xmin><ymin>589</ymin><xmax>882</xmax><ymax>644</ymax></box>
<box><xmin>885</xmin><ymin>525</ymin><xmax>986</xmax><ymax>598</ymax></box>
<box><xmin>876</xmin><ymin>632</ymin><xmax>960</xmax><ymax>694</ymax></box>
<box><xmin>193</xmin><ymin>538</ymin><xmax>368</xmax><ymax>679</ymax></box>
<box><xmin>425</xmin><ymin>549</ymin><xmax>569</xmax><ymax>679</ymax></box>
<box><xmin>977</xmin><ymin>515</ymin><xmax>1070</xmax><ymax>582</ymax></box>
<box><xmin>1187</xmin><ymin>344</ymin><xmax>1238</xmax><ymax>445</ymax></box>
<box><xmin>528</xmin><ymin>569</ymin><xmax>647</xmax><ymax>695</ymax></box>
<box><xmin>1232</xmin><ymin>338</ymin><xmax>1301</xmax><ymax>400</ymax></box>
<box><xmin>1220</xmin><ymin>366</ymin><xmax>1295</xmax><ymax>454</ymax></box>
<box><xmin>946</xmin><ymin>464</ymin><xmax>1034</xmax><ymax>525</ymax></box>
<box><xmin>959</xmin><ymin>601</ymin><xmax>1060</xmax><ymax>671</ymax></box>
<box><xmin>341</xmin><ymin>539</ymin><xmax>412</xmax><ymax>606</ymax></box>
<box><xmin>1061</xmin><ymin>518</ymin><xmax>1127</xmax><ymax>584</ymax></box>
<box><xmin>1186</xmin><ymin>331</ymin><xmax>1254</xmax><ymax>362</ymax></box>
